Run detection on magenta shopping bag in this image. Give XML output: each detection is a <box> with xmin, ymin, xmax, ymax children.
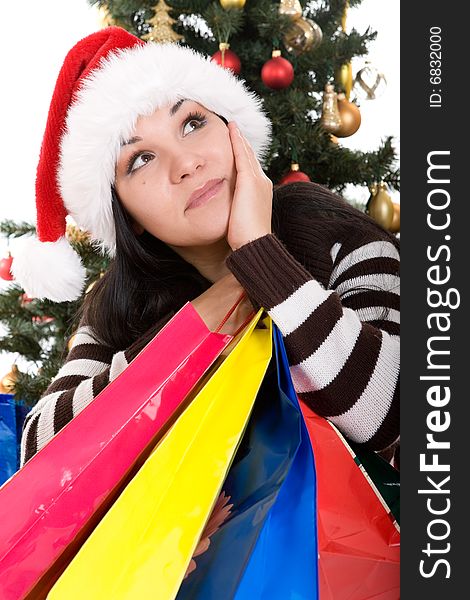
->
<box><xmin>0</xmin><ymin>301</ymin><xmax>235</xmax><ymax>600</ymax></box>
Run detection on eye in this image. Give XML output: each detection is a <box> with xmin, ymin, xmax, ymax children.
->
<box><xmin>182</xmin><ymin>111</ymin><xmax>207</xmax><ymax>135</ymax></box>
<box><xmin>126</xmin><ymin>152</ymin><xmax>154</xmax><ymax>174</ymax></box>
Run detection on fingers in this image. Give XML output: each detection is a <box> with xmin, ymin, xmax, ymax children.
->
<box><xmin>228</xmin><ymin>121</ymin><xmax>262</xmax><ymax>176</ymax></box>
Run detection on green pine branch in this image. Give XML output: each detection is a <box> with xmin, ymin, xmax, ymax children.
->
<box><xmin>0</xmin><ymin>219</ymin><xmax>109</xmax><ymax>402</ymax></box>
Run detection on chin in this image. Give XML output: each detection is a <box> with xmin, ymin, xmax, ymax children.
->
<box><xmin>197</xmin><ymin>228</ymin><xmax>229</xmax><ymax>246</ymax></box>
<box><xmin>195</xmin><ymin>209</ymin><xmax>230</xmax><ymax>241</ymax></box>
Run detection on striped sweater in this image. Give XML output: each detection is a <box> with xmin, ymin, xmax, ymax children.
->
<box><xmin>20</xmin><ymin>199</ymin><xmax>400</xmax><ymax>467</ymax></box>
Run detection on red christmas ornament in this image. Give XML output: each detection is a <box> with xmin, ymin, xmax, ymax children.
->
<box><xmin>261</xmin><ymin>50</ymin><xmax>294</xmax><ymax>90</ymax></box>
<box><xmin>0</xmin><ymin>252</ymin><xmax>14</xmax><ymax>281</ymax></box>
<box><xmin>211</xmin><ymin>43</ymin><xmax>241</xmax><ymax>75</ymax></box>
<box><xmin>279</xmin><ymin>163</ymin><xmax>311</xmax><ymax>185</ymax></box>
<box><xmin>32</xmin><ymin>316</ymin><xmax>55</xmax><ymax>324</ymax></box>
<box><xmin>20</xmin><ymin>293</ymin><xmax>34</xmax><ymax>306</ymax></box>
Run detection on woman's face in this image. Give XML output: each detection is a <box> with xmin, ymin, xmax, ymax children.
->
<box><xmin>114</xmin><ymin>99</ymin><xmax>236</xmax><ymax>246</ymax></box>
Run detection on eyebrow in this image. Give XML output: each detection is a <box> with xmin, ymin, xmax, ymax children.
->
<box><xmin>121</xmin><ymin>136</ymin><xmax>142</xmax><ymax>147</ymax></box>
<box><xmin>170</xmin><ymin>97</ymin><xmax>188</xmax><ymax>116</ymax></box>
<box><xmin>121</xmin><ymin>98</ymin><xmax>189</xmax><ymax>147</ymax></box>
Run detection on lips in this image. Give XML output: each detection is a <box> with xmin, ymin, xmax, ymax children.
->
<box><xmin>186</xmin><ymin>178</ymin><xmax>224</xmax><ymax>210</ymax></box>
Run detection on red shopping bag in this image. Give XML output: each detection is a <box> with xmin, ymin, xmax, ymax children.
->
<box><xmin>299</xmin><ymin>402</ymin><xmax>400</xmax><ymax>600</ymax></box>
<box><xmin>0</xmin><ymin>299</ymin><xmax>249</xmax><ymax>600</ymax></box>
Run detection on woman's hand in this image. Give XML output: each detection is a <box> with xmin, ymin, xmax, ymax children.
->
<box><xmin>191</xmin><ymin>273</ymin><xmax>255</xmax><ymax>335</ymax></box>
<box><xmin>226</xmin><ymin>121</ymin><xmax>273</xmax><ymax>251</ymax></box>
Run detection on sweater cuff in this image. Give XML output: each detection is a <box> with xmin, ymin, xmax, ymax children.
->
<box><xmin>225</xmin><ymin>234</ymin><xmax>313</xmax><ymax>311</ymax></box>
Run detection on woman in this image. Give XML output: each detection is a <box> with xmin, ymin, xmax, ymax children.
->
<box><xmin>13</xmin><ymin>27</ymin><xmax>399</xmax><ymax>468</ymax></box>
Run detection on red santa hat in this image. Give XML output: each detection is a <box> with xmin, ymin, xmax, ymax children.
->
<box><xmin>12</xmin><ymin>26</ymin><xmax>272</xmax><ymax>302</ymax></box>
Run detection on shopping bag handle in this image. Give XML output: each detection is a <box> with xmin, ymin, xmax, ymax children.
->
<box><xmin>214</xmin><ymin>290</ymin><xmax>257</xmax><ymax>337</ymax></box>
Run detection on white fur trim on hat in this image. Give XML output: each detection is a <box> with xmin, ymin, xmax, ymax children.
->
<box><xmin>58</xmin><ymin>42</ymin><xmax>272</xmax><ymax>258</ymax></box>
<box><xmin>11</xmin><ymin>236</ymin><xmax>87</xmax><ymax>302</ymax></box>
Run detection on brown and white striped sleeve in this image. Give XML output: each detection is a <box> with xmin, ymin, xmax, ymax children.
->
<box><xmin>20</xmin><ymin>311</ymin><xmax>175</xmax><ymax>467</ymax></box>
<box><xmin>226</xmin><ymin>232</ymin><xmax>400</xmax><ymax>452</ymax></box>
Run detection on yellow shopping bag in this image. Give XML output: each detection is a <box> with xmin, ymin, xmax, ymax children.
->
<box><xmin>49</xmin><ymin>309</ymin><xmax>272</xmax><ymax>600</ymax></box>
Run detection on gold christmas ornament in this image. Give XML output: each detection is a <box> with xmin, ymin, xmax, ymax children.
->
<box><xmin>335</xmin><ymin>92</ymin><xmax>361</xmax><ymax>138</ymax></box>
<box><xmin>353</xmin><ymin>61</ymin><xmax>387</xmax><ymax>100</ymax></box>
<box><xmin>97</xmin><ymin>6</ymin><xmax>115</xmax><ymax>28</ymax></box>
<box><xmin>67</xmin><ymin>334</ymin><xmax>77</xmax><ymax>352</ymax></box>
<box><xmin>85</xmin><ymin>271</ymin><xmax>106</xmax><ymax>295</ymax></box>
<box><xmin>368</xmin><ymin>182</ymin><xmax>394</xmax><ymax>230</ymax></box>
<box><xmin>85</xmin><ymin>281</ymin><xmax>97</xmax><ymax>294</ymax></box>
<box><xmin>279</xmin><ymin>0</ymin><xmax>303</xmax><ymax>21</ymax></box>
<box><xmin>142</xmin><ymin>1</ymin><xmax>184</xmax><ymax>43</ymax></box>
<box><xmin>283</xmin><ymin>17</ymin><xmax>322</xmax><ymax>56</ymax></box>
<box><xmin>321</xmin><ymin>84</ymin><xmax>341</xmax><ymax>133</ymax></box>
<box><xmin>335</xmin><ymin>62</ymin><xmax>353</xmax><ymax>100</ymax></box>
<box><xmin>341</xmin><ymin>0</ymin><xmax>349</xmax><ymax>32</ymax></box>
<box><xmin>220</xmin><ymin>0</ymin><xmax>246</xmax><ymax>8</ymax></box>
<box><xmin>389</xmin><ymin>202</ymin><xmax>400</xmax><ymax>233</ymax></box>
<box><xmin>66</xmin><ymin>223</ymin><xmax>91</xmax><ymax>245</ymax></box>
<box><xmin>0</xmin><ymin>364</ymin><xmax>20</xmax><ymax>394</ymax></box>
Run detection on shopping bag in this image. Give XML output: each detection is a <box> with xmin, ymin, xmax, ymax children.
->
<box><xmin>0</xmin><ymin>301</ymin><xmax>234</xmax><ymax>600</ymax></box>
<box><xmin>48</xmin><ymin>309</ymin><xmax>272</xmax><ymax>600</ymax></box>
<box><xmin>233</xmin><ymin>323</ymin><xmax>318</xmax><ymax>599</ymax></box>
<box><xmin>0</xmin><ymin>394</ymin><xmax>17</xmax><ymax>486</ymax></box>
<box><xmin>177</xmin><ymin>323</ymin><xmax>318</xmax><ymax>600</ymax></box>
<box><xmin>300</xmin><ymin>402</ymin><xmax>400</xmax><ymax>600</ymax></box>
<box><xmin>350</xmin><ymin>441</ymin><xmax>400</xmax><ymax>525</ymax></box>
<box><xmin>0</xmin><ymin>394</ymin><xmax>30</xmax><ymax>485</ymax></box>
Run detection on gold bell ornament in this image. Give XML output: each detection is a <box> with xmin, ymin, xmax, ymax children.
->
<box><xmin>367</xmin><ymin>182</ymin><xmax>394</xmax><ymax>230</ymax></box>
<box><xmin>320</xmin><ymin>84</ymin><xmax>341</xmax><ymax>133</ymax></box>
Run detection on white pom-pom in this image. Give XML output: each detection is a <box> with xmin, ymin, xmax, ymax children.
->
<box><xmin>11</xmin><ymin>236</ymin><xmax>87</xmax><ymax>302</ymax></box>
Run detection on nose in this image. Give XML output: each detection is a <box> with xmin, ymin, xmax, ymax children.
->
<box><xmin>169</xmin><ymin>148</ymin><xmax>205</xmax><ymax>183</ymax></box>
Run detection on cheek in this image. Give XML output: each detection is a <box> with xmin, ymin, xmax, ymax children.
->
<box><xmin>116</xmin><ymin>180</ymin><xmax>174</xmax><ymax>229</ymax></box>
<box><xmin>215</xmin><ymin>131</ymin><xmax>237</xmax><ymax>191</ymax></box>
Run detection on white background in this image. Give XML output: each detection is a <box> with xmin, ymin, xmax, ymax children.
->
<box><xmin>0</xmin><ymin>0</ymin><xmax>399</xmax><ymax>377</ymax></box>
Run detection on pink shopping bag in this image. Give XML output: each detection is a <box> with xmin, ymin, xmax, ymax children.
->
<box><xmin>0</xmin><ymin>301</ymin><xmax>241</xmax><ymax>600</ymax></box>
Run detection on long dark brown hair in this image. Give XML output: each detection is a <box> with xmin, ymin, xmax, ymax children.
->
<box><xmin>75</xmin><ymin>180</ymin><xmax>399</xmax><ymax>351</ymax></box>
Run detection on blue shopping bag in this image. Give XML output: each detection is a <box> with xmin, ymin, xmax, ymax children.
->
<box><xmin>0</xmin><ymin>393</ymin><xmax>29</xmax><ymax>485</ymax></box>
<box><xmin>177</xmin><ymin>324</ymin><xmax>318</xmax><ymax>599</ymax></box>
<box><xmin>234</xmin><ymin>324</ymin><xmax>318</xmax><ymax>599</ymax></box>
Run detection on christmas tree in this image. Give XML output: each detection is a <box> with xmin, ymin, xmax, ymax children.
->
<box><xmin>0</xmin><ymin>0</ymin><xmax>399</xmax><ymax>405</ymax></box>
<box><xmin>0</xmin><ymin>222</ymin><xmax>108</xmax><ymax>404</ymax></box>
<box><xmin>91</xmin><ymin>0</ymin><xmax>400</xmax><ymax>191</ymax></box>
